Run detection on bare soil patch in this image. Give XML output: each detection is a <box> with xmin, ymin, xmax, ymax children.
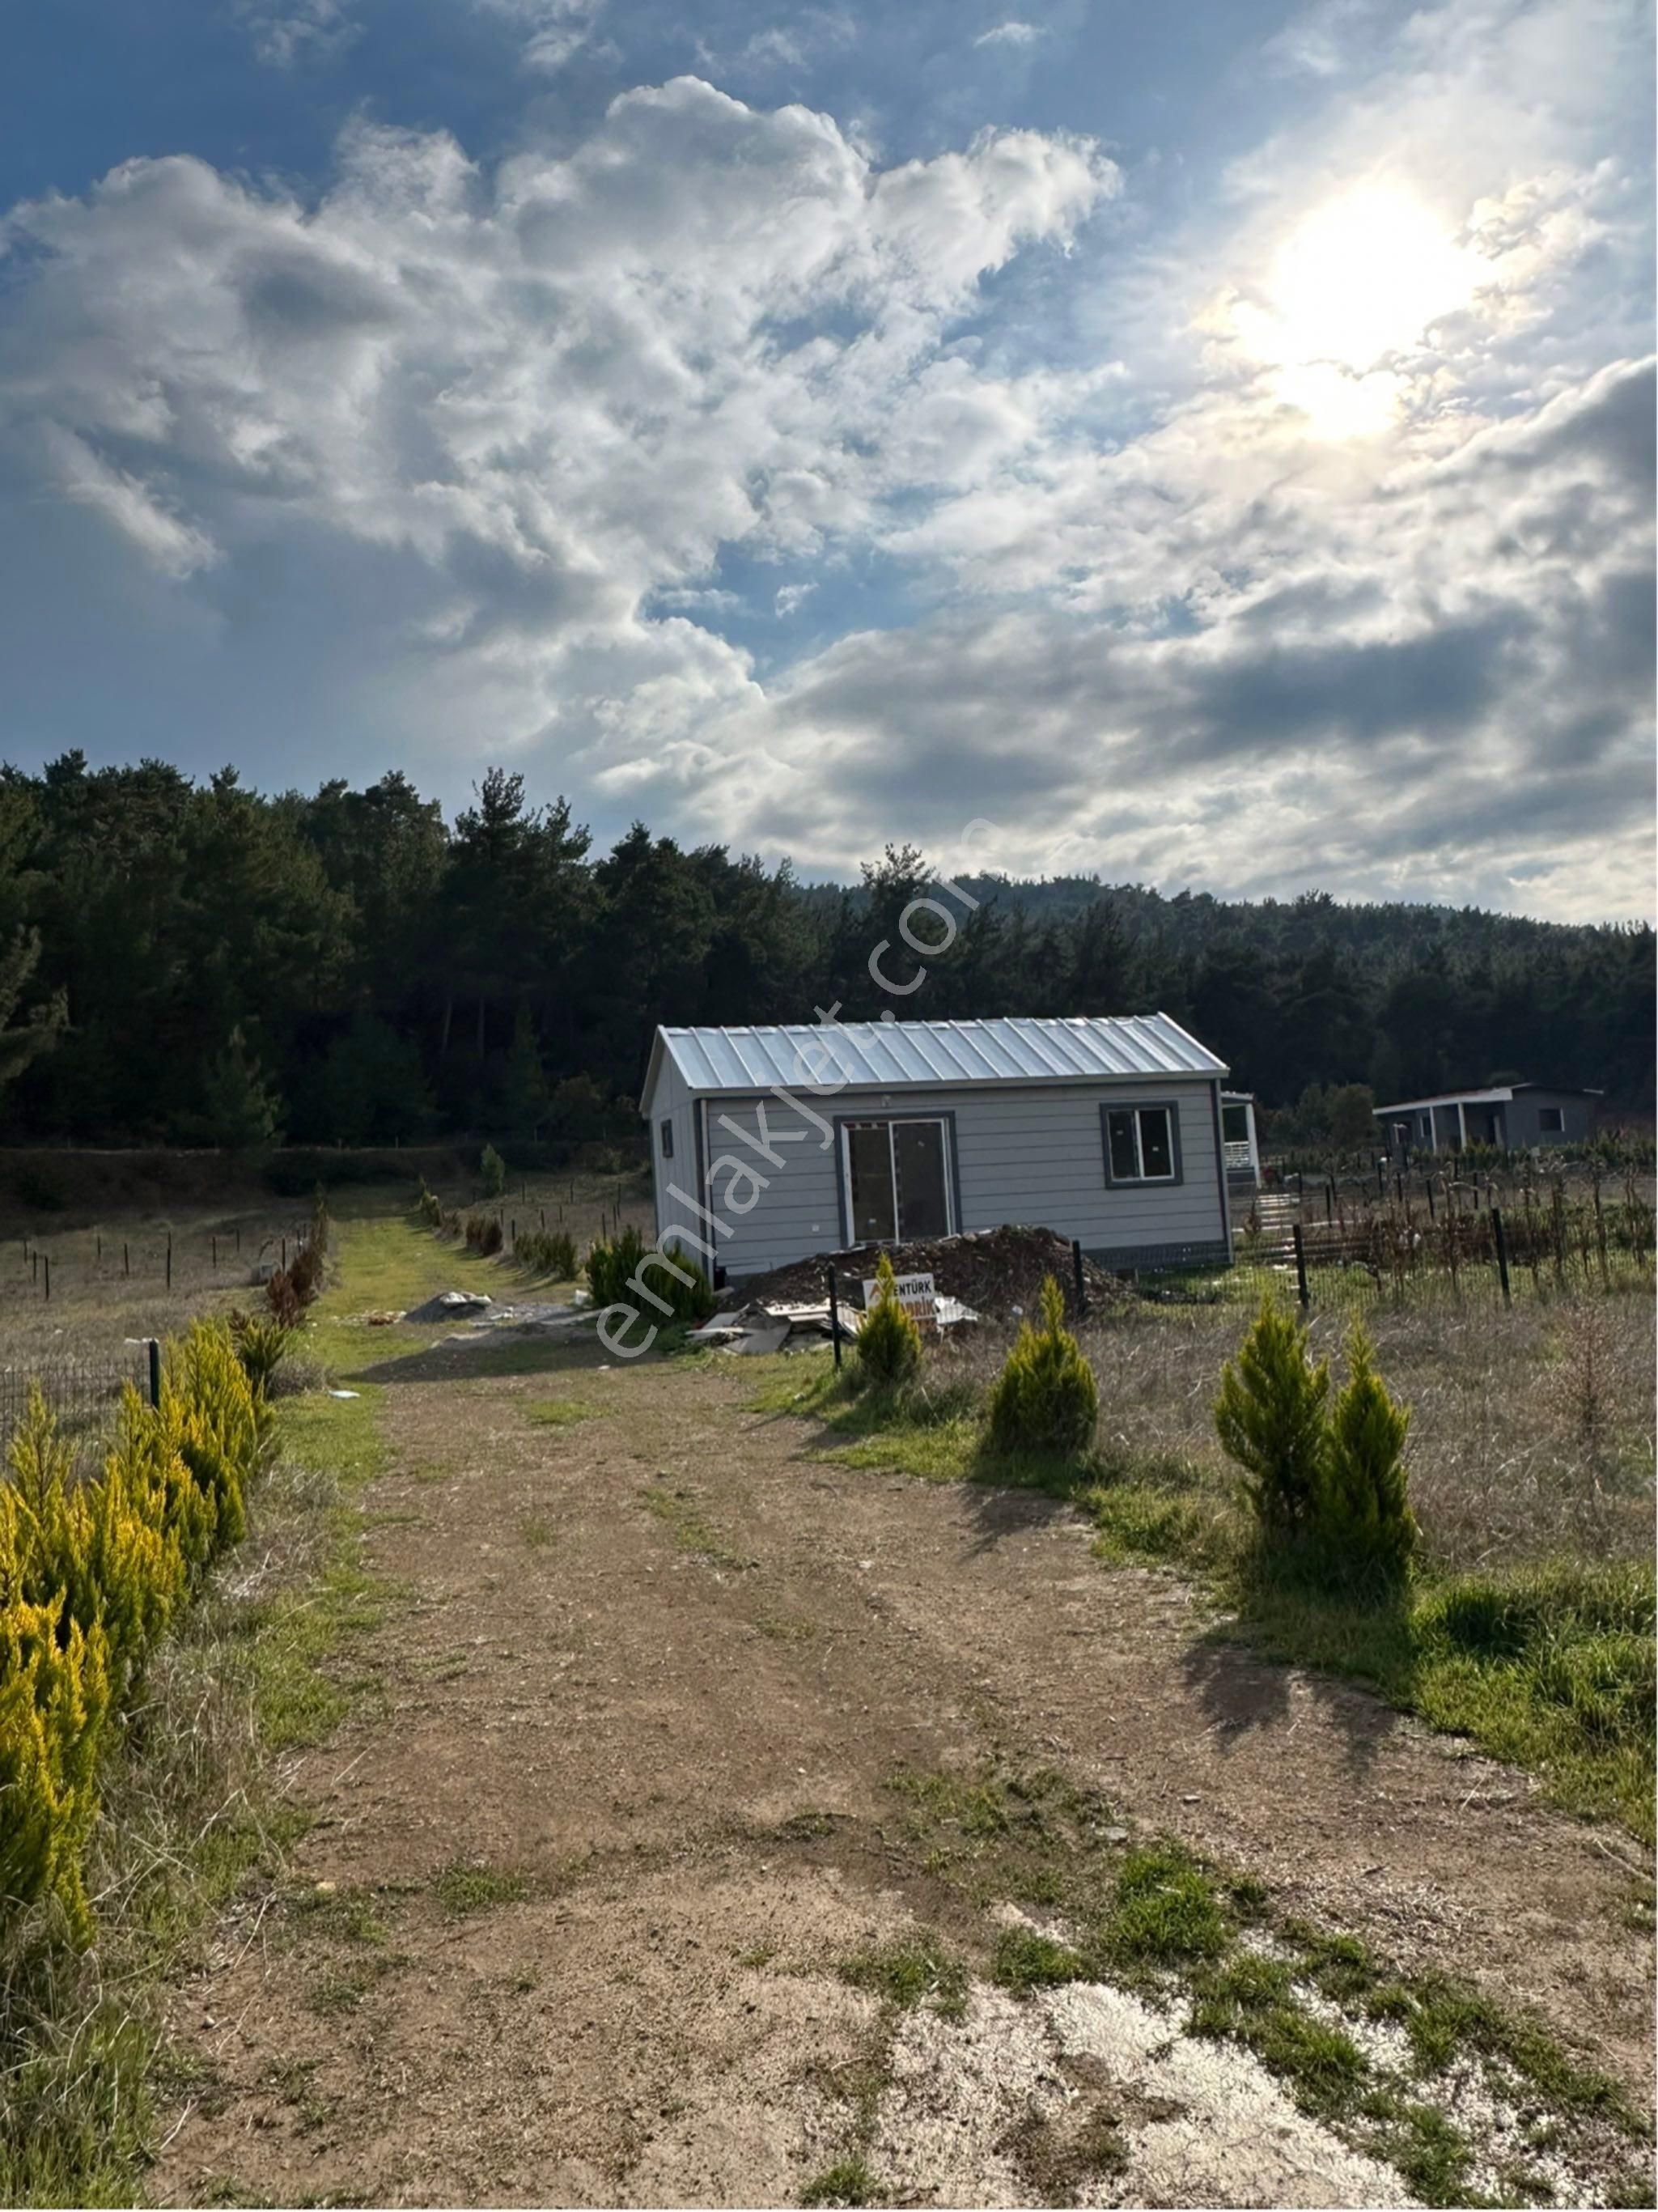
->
<box><xmin>151</xmin><ymin>1345</ymin><xmax>1653</xmax><ymax>2206</ymax></box>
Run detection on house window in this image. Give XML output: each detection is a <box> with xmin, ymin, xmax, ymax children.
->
<box><xmin>659</xmin><ymin>1118</ymin><xmax>674</xmax><ymax>1158</ymax></box>
<box><xmin>841</xmin><ymin>1119</ymin><xmax>952</xmax><ymax>1243</ymax></box>
<box><xmin>1102</xmin><ymin>1103</ymin><xmax>1180</xmax><ymax>1185</ymax></box>
<box><xmin>1538</xmin><ymin>1106</ymin><xmax>1565</xmax><ymax>1134</ymax></box>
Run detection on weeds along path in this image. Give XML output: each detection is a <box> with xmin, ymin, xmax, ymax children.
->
<box><xmin>153</xmin><ymin>1226</ymin><xmax>1653</xmax><ymax>2206</ymax></box>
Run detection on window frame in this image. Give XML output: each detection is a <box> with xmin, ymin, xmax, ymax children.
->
<box><xmin>835</xmin><ymin>1113</ymin><xmax>958</xmax><ymax>1245</ymax></box>
<box><xmin>659</xmin><ymin>1117</ymin><xmax>674</xmax><ymax>1160</ymax></box>
<box><xmin>1537</xmin><ymin>1105</ymin><xmax>1565</xmax><ymax>1135</ymax></box>
<box><xmin>1100</xmin><ymin>1099</ymin><xmax>1184</xmax><ymax>1188</ymax></box>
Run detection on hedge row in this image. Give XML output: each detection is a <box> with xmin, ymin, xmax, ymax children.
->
<box><xmin>0</xmin><ymin>1324</ymin><xmax>266</xmax><ymax>1945</ymax></box>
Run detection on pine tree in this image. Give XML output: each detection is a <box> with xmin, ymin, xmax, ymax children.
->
<box><xmin>0</xmin><ymin>927</ymin><xmax>67</xmax><ymax>1089</ymax></box>
<box><xmin>201</xmin><ymin>1026</ymin><xmax>281</xmax><ymax>1151</ymax></box>
<box><xmin>501</xmin><ymin>1006</ymin><xmax>550</xmax><ymax>1138</ymax></box>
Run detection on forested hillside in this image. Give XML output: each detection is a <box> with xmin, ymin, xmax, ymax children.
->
<box><xmin>0</xmin><ymin>754</ymin><xmax>1650</xmax><ymax>1148</ymax></box>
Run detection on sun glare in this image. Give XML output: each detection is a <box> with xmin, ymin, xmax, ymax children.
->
<box><xmin>1232</xmin><ymin>185</ymin><xmax>1478</xmax><ymax>436</ymax></box>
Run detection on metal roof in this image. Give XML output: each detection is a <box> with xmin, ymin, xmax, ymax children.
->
<box><xmin>643</xmin><ymin>1013</ymin><xmax>1226</xmax><ymax>1106</ymax></box>
<box><xmin>1374</xmin><ymin>1082</ymin><xmax>1602</xmax><ymax>1114</ymax></box>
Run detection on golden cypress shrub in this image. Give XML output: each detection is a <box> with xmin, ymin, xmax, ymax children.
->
<box><xmin>0</xmin><ymin>1320</ymin><xmax>263</xmax><ymax>1948</ymax></box>
<box><xmin>0</xmin><ymin>1598</ymin><xmax>110</xmax><ymax>1945</ymax></box>
<box><xmin>854</xmin><ymin>1253</ymin><xmax>923</xmax><ymax>1390</ymax></box>
<box><xmin>986</xmin><ymin>1276</ymin><xmax>1100</xmax><ymax>1460</ymax></box>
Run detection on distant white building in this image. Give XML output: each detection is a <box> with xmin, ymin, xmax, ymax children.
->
<box><xmin>640</xmin><ymin>1013</ymin><xmax>1235</xmax><ymax>1281</ymax></box>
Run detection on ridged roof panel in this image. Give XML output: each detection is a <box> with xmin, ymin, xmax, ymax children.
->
<box><xmin>647</xmin><ymin>1013</ymin><xmax>1226</xmax><ymax>1102</ymax></box>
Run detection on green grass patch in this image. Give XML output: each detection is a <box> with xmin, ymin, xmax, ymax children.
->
<box><xmin>991</xmin><ymin>1925</ymin><xmax>1085</xmax><ymax>1994</ymax></box>
<box><xmin>290</xmin><ymin>1883</ymin><xmax>388</xmax><ymax>1947</ymax></box>
<box><xmin>526</xmin><ymin>1396</ymin><xmax>599</xmax><ymax>1428</ymax></box>
<box><xmin>1103</xmin><ymin>1841</ymin><xmax>1230</xmax><ymax>1971</ymax></box>
<box><xmin>431</xmin><ymin>1862</ymin><xmax>530</xmax><ymax>1916</ymax></box>
<box><xmin>642</xmin><ymin>1483</ymin><xmax>755</xmax><ymax>1571</ymax></box>
<box><xmin>799</xmin><ymin>2154</ymin><xmax>882</xmax><ymax>2206</ymax></box>
<box><xmin>840</xmin><ymin>1935</ymin><xmax>969</xmax><ymax>2018</ymax></box>
<box><xmin>1240</xmin><ymin>1555</ymin><xmax>1656</xmax><ymax>1840</ymax></box>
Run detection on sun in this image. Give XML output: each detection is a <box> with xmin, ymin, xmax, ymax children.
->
<box><xmin>1231</xmin><ymin>185</ymin><xmax>1478</xmax><ymax>435</ymax></box>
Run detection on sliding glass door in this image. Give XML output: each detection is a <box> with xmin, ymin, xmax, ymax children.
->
<box><xmin>842</xmin><ymin>1119</ymin><xmax>952</xmax><ymax>1244</ymax></box>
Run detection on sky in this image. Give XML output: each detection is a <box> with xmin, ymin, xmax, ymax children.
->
<box><xmin>0</xmin><ymin>0</ymin><xmax>1652</xmax><ymax>920</ymax></box>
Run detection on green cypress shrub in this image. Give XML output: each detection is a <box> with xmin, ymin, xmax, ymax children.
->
<box><xmin>415</xmin><ymin>1181</ymin><xmax>443</xmax><ymax>1229</ymax></box>
<box><xmin>854</xmin><ymin>1253</ymin><xmax>922</xmax><ymax>1390</ymax></box>
<box><xmin>480</xmin><ymin>1144</ymin><xmax>507</xmax><ymax>1199</ymax></box>
<box><xmin>587</xmin><ymin>1224</ymin><xmax>647</xmax><ymax>1308</ymax></box>
<box><xmin>1318</xmin><ymin>1320</ymin><xmax>1417</xmax><ymax>1582</ymax></box>
<box><xmin>1215</xmin><ymin>1299</ymin><xmax>1329</xmax><ymax>1540</ymax></box>
<box><xmin>986</xmin><ymin>1275</ymin><xmax>1099</xmax><ymax>1460</ymax></box>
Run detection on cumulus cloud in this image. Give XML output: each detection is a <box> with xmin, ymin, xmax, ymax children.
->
<box><xmin>975</xmin><ymin>20</ymin><xmax>1042</xmax><ymax>46</ymax></box>
<box><xmin>0</xmin><ymin>17</ymin><xmax>1649</xmax><ymax>922</ymax></box>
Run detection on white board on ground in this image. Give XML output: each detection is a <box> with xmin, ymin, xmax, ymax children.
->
<box><xmin>861</xmin><ymin>1271</ymin><xmax>938</xmax><ymax>1331</ymax></box>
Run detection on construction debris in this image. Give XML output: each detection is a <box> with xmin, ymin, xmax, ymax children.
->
<box><xmin>686</xmin><ymin>1285</ymin><xmax>981</xmax><ymax>1356</ymax></box>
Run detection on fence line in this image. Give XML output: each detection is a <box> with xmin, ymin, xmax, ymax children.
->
<box><xmin>0</xmin><ymin>1216</ymin><xmax>316</xmax><ymax>1310</ymax></box>
<box><xmin>0</xmin><ymin>1343</ymin><xmax>159</xmax><ymax>1454</ymax></box>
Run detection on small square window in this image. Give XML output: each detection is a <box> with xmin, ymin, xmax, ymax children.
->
<box><xmin>1538</xmin><ymin>1106</ymin><xmax>1564</xmax><ymax>1134</ymax></box>
<box><xmin>659</xmin><ymin>1118</ymin><xmax>674</xmax><ymax>1158</ymax></box>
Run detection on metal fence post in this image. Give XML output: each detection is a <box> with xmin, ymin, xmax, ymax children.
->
<box><xmin>1071</xmin><ymin>1237</ymin><xmax>1087</xmax><ymax>1319</ymax></box>
<box><xmin>826</xmin><ymin>1267</ymin><xmax>842</xmax><ymax>1370</ymax></box>
<box><xmin>42</xmin><ymin>1255</ymin><xmax>49</xmax><ymax>1302</ymax></box>
<box><xmin>147</xmin><ymin>1339</ymin><xmax>162</xmax><ymax>1408</ymax></box>
<box><xmin>1292</xmin><ymin>1223</ymin><xmax>1310</xmax><ymax>1309</ymax></box>
<box><xmin>1492</xmin><ymin>1206</ymin><xmax>1512</xmax><ymax>1306</ymax></box>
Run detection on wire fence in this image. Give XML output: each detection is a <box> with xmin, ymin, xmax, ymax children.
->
<box><xmin>0</xmin><ymin>1343</ymin><xmax>159</xmax><ymax>1455</ymax></box>
<box><xmin>1117</xmin><ymin>1190</ymin><xmax>1655</xmax><ymax>1313</ymax></box>
<box><xmin>0</xmin><ymin>1216</ymin><xmax>316</xmax><ymax>1314</ymax></box>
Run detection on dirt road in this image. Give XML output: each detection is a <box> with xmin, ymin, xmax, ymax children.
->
<box><xmin>154</xmin><ymin>1340</ymin><xmax>1653</xmax><ymax>2206</ymax></box>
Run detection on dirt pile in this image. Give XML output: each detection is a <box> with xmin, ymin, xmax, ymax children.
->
<box><xmin>739</xmin><ymin>1224</ymin><xmax>1127</xmax><ymax>1319</ymax></box>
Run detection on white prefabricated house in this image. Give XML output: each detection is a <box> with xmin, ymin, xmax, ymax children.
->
<box><xmin>640</xmin><ymin>1013</ymin><xmax>1234</xmax><ymax>1283</ymax></box>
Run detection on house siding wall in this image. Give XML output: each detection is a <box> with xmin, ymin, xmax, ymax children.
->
<box><xmin>647</xmin><ymin>1079</ymin><xmax>1229</xmax><ymax>1279</ymax></box>
<box><xmin>642</xmin><ymin>1058</ymin><xmax>697</xmax><ymax>1246</ymax></box>
<box><xmin>1507</xmin><ymin>1091</ymin><xmax>1598</xmax><ymax>1146</ymax></box>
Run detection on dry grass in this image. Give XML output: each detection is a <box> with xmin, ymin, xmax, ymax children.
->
<box><xmin>1071</xmin><ymin>1296</ymin><xmax>1654</xmax><ymax>1573</ymax></box>
<box><xmin>759</xmin><ymin>1283</ymin><xmax>1656</xmax><ymax>1834</ymax></box>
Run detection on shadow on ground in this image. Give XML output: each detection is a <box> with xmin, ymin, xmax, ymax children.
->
<box><xmin>353</xmin><ymin>1331</ymin><xmax>608</xmax><ymax>1385</ymax></box>
<box><xmin>1181</xmin><ymin>1624</ymin><xmax>1408</xmax><ymax>1776</ymax></box>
